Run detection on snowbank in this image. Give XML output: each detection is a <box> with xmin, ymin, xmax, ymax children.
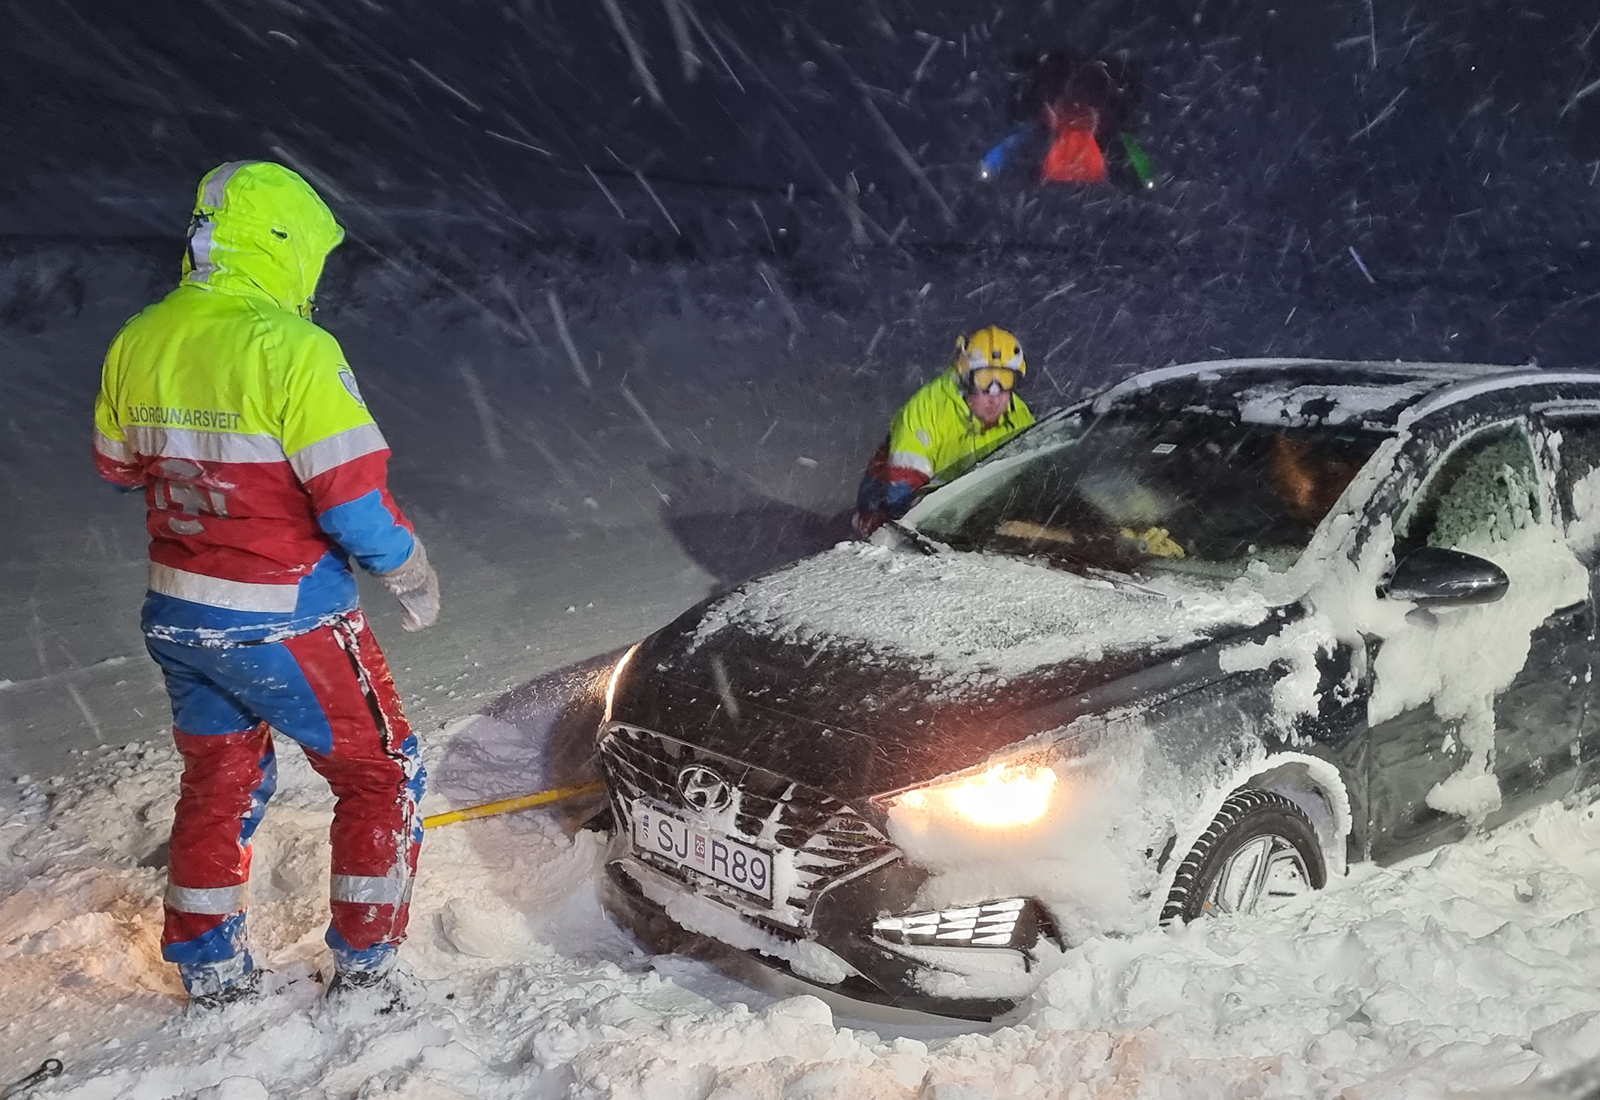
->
<box><xmin>11</xmin><ymin>709</ymin><xmax>1600</xmax><ymax>1098</ymax></box>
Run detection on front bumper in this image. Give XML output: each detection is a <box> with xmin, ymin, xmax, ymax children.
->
<box><xmin>601</xmin><ymin>842</ymin><xmax>1054</xmax><ymax>1020</ymax></box>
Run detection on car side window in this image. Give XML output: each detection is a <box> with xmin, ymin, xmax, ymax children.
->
<box><xmin>1396</xmin><ymin>424</ymin><xmax>1541</xmax><ymax>558</ymax></box>
<box><xmin>1547</xmin><ymin>414</ymin><xmax>1600</xmax><ymax>555</ymax></box>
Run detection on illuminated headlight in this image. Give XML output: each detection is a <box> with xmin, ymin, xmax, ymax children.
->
<box><xmin>602</xmin><ymin>643</ymin><xmax>640</xmax><ymax>723</ymax></box>
<box><xmin>874</xmin><ymin>898</ymin><xmax>1031</xmax><ymax>947</ymax></box>
<box><xmin>886</xmin><ymin>761</ymin><xmax>1058</xmax><ymax>829</ymax></box>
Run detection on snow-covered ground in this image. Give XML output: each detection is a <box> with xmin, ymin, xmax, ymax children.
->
<box><xmin>11</xmin><ymin>676</ymin><xmax>1600</xmax><ymax>1099</ymax></box>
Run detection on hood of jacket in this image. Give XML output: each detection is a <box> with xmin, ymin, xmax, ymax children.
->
<box><xmin>180</xmin><ymin>161</ymin><xmax>346</xmax><ymax>317</ymax></box>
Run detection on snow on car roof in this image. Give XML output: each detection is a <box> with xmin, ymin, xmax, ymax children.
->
<box><xmin>1088</xmin><ymin>358</ymin><xmax>1600</xmax><ymax>431</ymax></box>
<box><xmin>1099</xmin><ymin>357</ymin><xmax>1520</xmax><ymax>401</ymax></box>
<box><xmin>1396</xmin><ymin>369</ymin><xmax>1600</xmax><ymax>427</ymax></box>
<box><xmin>1232</xmin><ymin>380</ymin><xmax>1440</xmax><ymax>428</ymax></box>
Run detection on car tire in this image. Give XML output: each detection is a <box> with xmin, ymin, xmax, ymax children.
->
<box><xmin>1160</xmin><ymin>787</ymin><xmax>1326</xmax><ymax>926</ymax></box>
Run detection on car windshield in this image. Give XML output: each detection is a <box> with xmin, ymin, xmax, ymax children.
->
<box><xmin>910</xmin><ymin>408</ymin><xmax>1387</xmax><ymax>581</ymax></box>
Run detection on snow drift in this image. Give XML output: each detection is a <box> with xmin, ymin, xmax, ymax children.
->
<box><xmin>11</xmin><ymin>710</ymin><xmax>1600</xmax><ymax>1098</ymax></box>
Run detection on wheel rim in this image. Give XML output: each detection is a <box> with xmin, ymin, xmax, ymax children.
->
<box><xmin>1203</xmin><ymin>834</ymin><xmax>1311</xmax><ymax>916</ymax></box>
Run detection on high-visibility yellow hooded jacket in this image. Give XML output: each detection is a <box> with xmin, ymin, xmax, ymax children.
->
<box><xmin>856</xmin><ymin>368</ymin><xmax>1034</xmax><ymax>532</ymax></box>
<box><xmin>93</xmin><ymin>161</ymin><xmax>416</xmax><ymax>645</ymax></box>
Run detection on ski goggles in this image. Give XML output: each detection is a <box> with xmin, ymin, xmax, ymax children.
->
<box><xmin>963</xmin><ymin>366</ymin><xmax>1021</xmax><ymax>395</ymax></box>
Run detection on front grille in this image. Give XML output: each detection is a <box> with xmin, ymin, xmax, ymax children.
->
<box><xmin>599</xmin><ymin>723</ymin><xmax>897</xmax><ymax>922</ymax></box>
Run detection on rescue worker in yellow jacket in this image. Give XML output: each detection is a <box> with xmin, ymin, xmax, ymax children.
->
<box><xmin>93</xmin><ymin>161</ymin><xmax>437</xmax><ymax>1009</ymax></box>
<box><xmin>855</xmin><ymin>326</ymin><xmax>1035</xmax><ymax>536</ymax></box>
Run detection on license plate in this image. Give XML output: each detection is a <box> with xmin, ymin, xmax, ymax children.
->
<box><xmin>632</xmin><ymin>800</ymin><xmax>774</xmax><ymax>901</ymax></box>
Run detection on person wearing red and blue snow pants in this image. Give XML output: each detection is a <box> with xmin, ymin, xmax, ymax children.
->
<box><xmin>148</xmin><ymin>611</ymin><xmax>425</xmax><ymax>996</ymax></box>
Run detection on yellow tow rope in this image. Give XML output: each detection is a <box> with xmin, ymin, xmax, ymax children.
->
<box><xmin>421</xmin><ymin>780</ymin><xmax>607</xmax><ymax>829</ymax></box>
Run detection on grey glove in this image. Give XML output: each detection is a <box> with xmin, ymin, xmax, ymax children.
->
<box><xmin>378</xmin><ymin>538</ymin><xmax>440</xmax><ymax>632</ymax></box>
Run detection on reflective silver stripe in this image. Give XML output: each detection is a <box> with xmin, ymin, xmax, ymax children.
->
<box><xmin>165</xmin><ymin>881</ymin><xmax>247</xmax><ymax>916</ymax></box>
<box><xmin>188</xmin><ymin>216</ymin><xmax>219</xmax><ymax>283</ymax></box>
<box><xmin>150</xmin><ymin>563</ymin><xmax>300</xmax><ymax>613</ymax></box>
<box><xmin>330</xmin><ymin>872</ymin><xmax>414</xmax><ymax>905</ymax></box>
<box><xmin>125</xmin><ymin>427</ymin><xmax>286</xmax><ymax>464</ymax></box>
<box><xmin>288</xmin><ymin>422</ymin><xmax>388</xmax><ymax>482</ymax></box>
<box><xmin>189</xmin><ymin>162</ymin><xmax>253</xmax><ymax>283</ymax></box>
<box><xmin>887</xmin><ymin>449</ymin><xmax>935</xmax><ymax>477</ymax></box>
<box><xmin>202</xmin><ymin>160</ymin><xmax>253</xmax><ymax>208</ymax></box>
<box><xmin>94</xmin><ymin>428</ymin><xmax>132</xmax><ymax>463</ymax></box>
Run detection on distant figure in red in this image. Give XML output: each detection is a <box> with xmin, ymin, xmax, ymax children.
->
<box><xmin>1004</xmin><ymin>48</ymin><xmax>1146</xmax><ymax>186</ymax></box>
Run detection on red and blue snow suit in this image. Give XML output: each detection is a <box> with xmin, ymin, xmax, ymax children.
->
<box><xmin>93</xmin><ymin>161</ymin><xmax>425</xmax><ymax>995</ymax></box>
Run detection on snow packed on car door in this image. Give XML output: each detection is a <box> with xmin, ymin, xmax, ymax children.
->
<box><xmin>1540</xmin><ymin>409</ymin><xmax>1600</xmax><ymax>797</ymax></box>
<box><xmin>1364</xmin><ymin>420</ymin><xmax>1593</xmax><ymax>862</ymax></box>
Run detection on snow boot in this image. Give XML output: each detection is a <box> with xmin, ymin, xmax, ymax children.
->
<box><xmin>325</xmin><ymin>964</ymin><xmax>417</xmax><ymax>1015</ymax></box>
<box><xmin>187</xmin><ymin>967</ymin><xmax>267</xmax><ymax>1014</ymax></box>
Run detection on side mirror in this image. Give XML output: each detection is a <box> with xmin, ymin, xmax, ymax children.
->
<box><xmin>1380</xmin><ymin>546</ymin><xmax>1509</xmax><ymax>606</ymax></box>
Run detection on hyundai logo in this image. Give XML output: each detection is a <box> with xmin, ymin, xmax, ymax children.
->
<box><xmin>676</xmin><ymin>765</ymin><xmax>733</xmax><ymax>813</ymax></box>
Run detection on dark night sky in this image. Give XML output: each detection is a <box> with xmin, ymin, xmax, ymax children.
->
<box><xmin>3</xmin><ymin>0</ymin><xmax>1596</xmax><ymax>245</ymax></box>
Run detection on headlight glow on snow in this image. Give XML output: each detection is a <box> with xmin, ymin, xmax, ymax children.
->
<box><xmin>603</xmin><ymin>643</ymin><xmax>640</xmax><ymax>723</ymax></box>
<box><xmin>896</xmin><ymin>762</ymin><xmax>1057</xmax><ymax>829</ymax></box>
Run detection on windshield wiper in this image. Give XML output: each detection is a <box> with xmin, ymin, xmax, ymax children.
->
<box><xmin>1004</xmin><ymin>539</ymin><xmax>1169</xmax><ymax>598</ymax></box>
<box><xmin>1080</xmin><ymin>565</ymin><xmax>1168</xmax><ymax>598</ymax></box>
<box><xmin>885</xmin><ymin>520</ymin><xmax>944</xmax><ymax>556</ymax></box>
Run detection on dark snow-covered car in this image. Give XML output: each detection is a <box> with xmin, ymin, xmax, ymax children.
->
<box><xmin>596</xmin><ymin>358</ymin><xmax>1600</xmax><ymax>1018</ymax></box>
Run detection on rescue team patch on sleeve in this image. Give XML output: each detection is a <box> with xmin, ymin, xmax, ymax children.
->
<box><xmin>338</xmin><ymin>369</ymin><xmax>365</xmax><ymax>407</ymax></box>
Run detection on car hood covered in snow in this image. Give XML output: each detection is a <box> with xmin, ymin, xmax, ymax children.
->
<box><xmin>615</xmin><ymin>543</ymin><xmax>1284</xmax><ymax>800</ymax></box>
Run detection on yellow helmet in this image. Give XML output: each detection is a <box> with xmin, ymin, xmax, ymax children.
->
<box><xmin>954</xmin><ymin>326</ymin><xmax>1026</xmax><ymax>392</ymax></box>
